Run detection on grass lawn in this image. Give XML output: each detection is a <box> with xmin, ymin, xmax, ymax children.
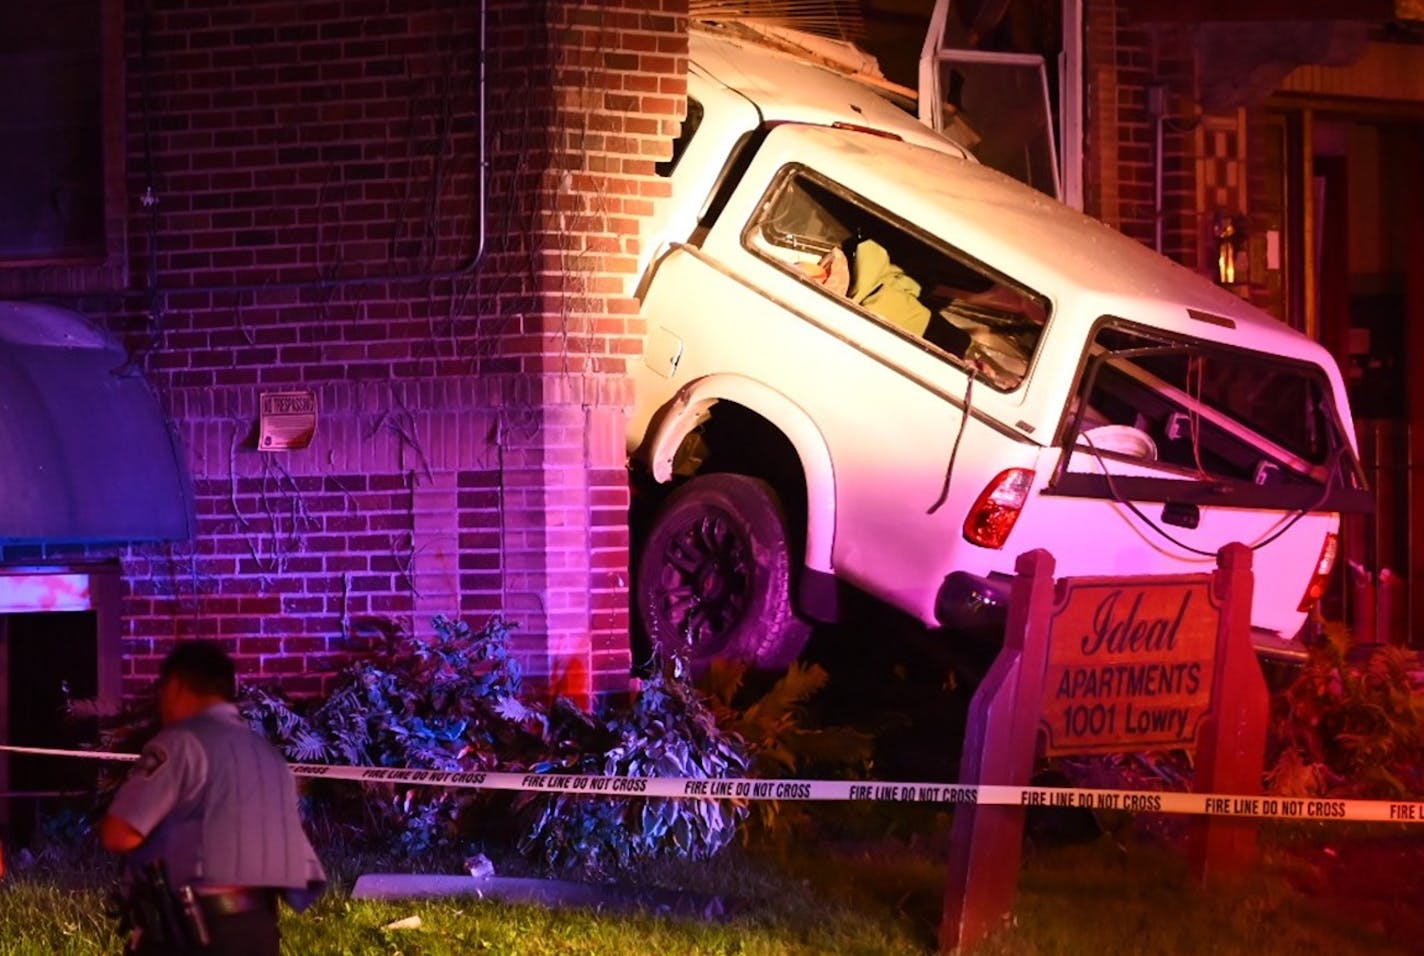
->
<box><xmin>0</xmin><ymin>813</ymin><xmax>1413</xmax><ymax>955</ymax></box>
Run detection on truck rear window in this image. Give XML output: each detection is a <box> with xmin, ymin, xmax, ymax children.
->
<box><xmin>1068</xmin><ymin>323</ymin><xmax>1362</xmax><ymax>491</ymax></box>
<box><xmin>746</xmin><ymin>166</ymin><xmax>1049</xmax><ymax>390</ymax></box>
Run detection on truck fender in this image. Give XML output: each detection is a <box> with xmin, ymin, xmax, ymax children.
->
<box><xmin>645</xmin><ymin>373</ymin><xmax>835</xmax><ymax>576</ymax></box>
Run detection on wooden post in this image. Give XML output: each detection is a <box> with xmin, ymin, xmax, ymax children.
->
<box><xmin>940</xmin><ymin>549</ymin><xmax>1057</xmax><ymax>954</ymax></box>
<box><xmin>1190</xmin><ymin>542</ymin><xmax>1267</xmax><ymax>879</ymax></box>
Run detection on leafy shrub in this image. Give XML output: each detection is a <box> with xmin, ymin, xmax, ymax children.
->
<box><xmin>69</xmin><ymin>615</ymin><xmax>856</xmax><ymax>878</ymax></box>
<box><xmin>514</xmin><ymin>656</ymin><xmax>879</xmax><ymax>874</ymax></box>
<box><xmin>699</xmin><ymin>660</ymin><xmax>875</xmax><ymax>842</ymax></box>
<box><xmin>244</xmin><ymin>618</ymin><xmax>771</xmax><ymax>875</ymax></box>
<box><xmin>244</xmin><ymin>615</ymin><xmax>538</xmax><ymax>764</ymax></box>
<box><xmin>241</xmin><ymin>615</ymin><xmax>549</xmax><ymax>856</ymax></box>
<box><xmin>1267</xmin><ymin>622</ymin><xmax>1424</xmax><ymax>799</ymax></box>
<box><xmin>516</xmin><ymin>665</ymin><xmax>751</xmax><ymax>878</ymax></box>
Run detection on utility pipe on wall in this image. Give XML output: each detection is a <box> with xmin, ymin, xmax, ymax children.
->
<box><xmin>1060</xmin><ymin>0</ymin><xmax>1084</xmax><ymax>211</ymax></box>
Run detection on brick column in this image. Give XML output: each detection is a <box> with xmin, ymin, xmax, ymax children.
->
<box><xmin>485</xmin><ymin>1</ymin><xmax>688</xmax><ymax>701</ymax></box>
<box><xmin>1084</xmin><ymin>1</ymin><xmax>1155</xmax><ymax>249</ymax></box>
<box><xmin>1083</xmin><ymin>0</ymin><xmax>1123</xmax><ymax>227</ymax></box>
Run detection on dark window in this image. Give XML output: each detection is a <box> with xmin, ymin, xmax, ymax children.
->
<box><xmin>0</xmin><ymin>1</ymin><xmax>113</xmax><ymax>263</ymax></box>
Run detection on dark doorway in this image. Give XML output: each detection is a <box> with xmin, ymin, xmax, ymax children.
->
<box><xmin>1</xmin><ymin>611</ymin><xmax>103</xmax><ymax>848</ymax></box>
<box><xmin>1310</xmin><ymin>118</ymin><xmax>1424</xmax><ymax>646</ymax></box>
<box><xmin>1268</xmin><ymin>107</ymin><xmax>1424</xmax><ymax>644</ymax></box>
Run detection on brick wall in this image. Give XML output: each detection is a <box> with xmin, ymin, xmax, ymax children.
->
<box><xmin>1085</xmin><ymin>0</ymin><xmax>1158</xmax><ymax>242</ymax></box>
<box><xmin>1240</xmin><ymin>105</ymin><xmax>1279</xmax><ymax>314</ymax></box>
<box><xmin>481</xmin><ymin>1</ymin><xmax>688</xmax><ymax>700</ymax></box>
<box><xmin>1082</xmin><ymin>0</ymin><xmax>1119</xmax><ymax>227</ymax></box>
<box><xmin>1</xmin><ymin>0</ymin><xmax>688</xmax><ymax>703</ymax></box>
<box><xmin>1085</xmin><ymin>2</ymin><xmax>1220</xmax><ymax>279</ymax></box>
<box><xmin>1150</xmin><ymin>24</ymin><xmax>1202</xmax><ymax>272</ymax></box>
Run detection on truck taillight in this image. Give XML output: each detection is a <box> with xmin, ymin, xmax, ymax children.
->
<box><xmin>963</xmin><ymin>468</ymin><xmax>1035</xmax><ymax>549</ymax></box>
<box><xmin>1297</xmin><ymin>531</ymin><xmax>1340</xmax><ymax>612</ymax></box>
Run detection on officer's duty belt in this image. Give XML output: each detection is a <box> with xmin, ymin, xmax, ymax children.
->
<box><xmin>194</xmin><ymin>887</ymin><xmax>278</xmax><ymax>917</ymax></box>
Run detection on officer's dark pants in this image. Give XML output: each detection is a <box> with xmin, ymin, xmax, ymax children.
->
<box><xmin>199</xmin><ymin>905</ymin><xmax>280</xmax><ymax>956</ymax></box>
<box><xmin>128</xmin><ymin>895</ymin><xmax>279</xmax><ymax>956</ymax></box>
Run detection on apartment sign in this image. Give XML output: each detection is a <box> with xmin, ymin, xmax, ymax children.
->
<box><xmin>1040</xmin><ymin>577</ymin><xmax>1219</xmax><ymax>755</ymax></box>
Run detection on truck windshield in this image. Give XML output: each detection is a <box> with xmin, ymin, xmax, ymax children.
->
<box><xmin>1067</xmin><ymin>324</ymin><xmax>1363</xmax><ymax>492</ymax></box>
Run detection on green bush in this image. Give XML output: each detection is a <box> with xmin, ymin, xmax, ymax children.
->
<box><xmin>515</xmin><ymin>664</ymin><xmax>750</xmax><ymax>877</ymax></box>
<box><xmin>241</xmin><ymin>615</ymin><xmax>549</xmax><ymax>856</ymax></box>
<box><xmin>243</xmin><ymin>617</ymin><xmax>764</xmax><ymax>875</ymax></box>
<box><xmin>699</xmin><ymin>659</ymin><xmax>875</xmax><ymax>843</ymax></box>
<box><xmin>54</xmin><ymin>616</ymin><xmax>856</xmax><ymax>879</ymax></box>
<box><xmin>1267</xmin><ymin>622</ymin><xmax>1424</xmax><ymax>799</ymax></box>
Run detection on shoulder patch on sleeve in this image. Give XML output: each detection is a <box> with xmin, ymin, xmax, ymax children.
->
<box><xmin>133</xmin><ymin>744</ymin><xmax>168</xmax><ymax>778</ymax></box>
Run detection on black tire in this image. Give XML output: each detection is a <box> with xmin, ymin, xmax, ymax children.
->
<box><xmin>636</xmin><ymin>473</ymin><xmax>811</xmax><ymax>673</ymax></box>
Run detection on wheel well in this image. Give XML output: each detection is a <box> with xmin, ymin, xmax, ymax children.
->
<box><xmin>628</xmin><ymin>402</ymin><xmax>824</xmax><ymax>677</ymax></box>
<box><xmin>635</xmin><ymin>401</ymin><xmax>810</xmax><ymax>582</ymax></box>
<box><xmin>692</xmin><ymin>403</ymin><xmax>808</xmax><ymax>545</ymax></box>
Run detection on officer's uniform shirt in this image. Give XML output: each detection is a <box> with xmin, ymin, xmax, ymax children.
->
<box><xmin>108</xmin><ymin>701</ymin><xmax>325</xmax><ymax>908</ymax></box>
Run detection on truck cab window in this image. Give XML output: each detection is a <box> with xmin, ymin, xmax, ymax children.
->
<box><xmin>746</xmin><ymin>167</ymin><xmax>1050</xmax><ymax>390</ymax></box>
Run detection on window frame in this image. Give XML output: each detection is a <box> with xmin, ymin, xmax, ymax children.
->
<box><xmin>0</xmin><ymin>0</ymin><xmax>127</xmax><ymax>294</ymax></box>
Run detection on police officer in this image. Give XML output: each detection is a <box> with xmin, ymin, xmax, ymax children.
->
<box><xmin>99</xmin><ymin>640</ymin><xmax>326</xmax><ymax>955</ymax></box>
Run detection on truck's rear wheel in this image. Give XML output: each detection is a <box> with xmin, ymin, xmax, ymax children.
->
<box><xmin>636</xmin><ymin>473</ymin><xmax>811</xmax><ymax>673</ymax></box>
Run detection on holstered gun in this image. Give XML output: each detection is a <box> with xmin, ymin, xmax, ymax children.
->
<box><xmin>109</xmin><ymin>860</ymin><xmax>210</xmax><ymax>954</ymax></box>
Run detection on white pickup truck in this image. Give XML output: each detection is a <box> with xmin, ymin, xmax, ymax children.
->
<box><xmin>626</xmin><ymin>27</ymin><xmax>1371</xmax><ymax>672</ymax></box>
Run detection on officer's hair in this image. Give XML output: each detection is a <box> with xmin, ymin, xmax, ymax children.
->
<box><xmin>159</xmin><ymin>640</ymin><xmax>237</xmax><ymax>701</ymax></box>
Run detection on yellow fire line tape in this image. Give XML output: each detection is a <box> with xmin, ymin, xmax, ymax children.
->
<box><xmin>2</xmin><ymin>743</ymin><xmax>1418</xmax><ymax>824</ymax></box>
